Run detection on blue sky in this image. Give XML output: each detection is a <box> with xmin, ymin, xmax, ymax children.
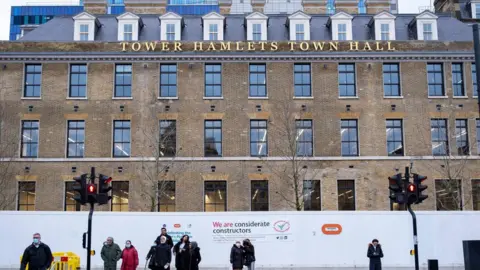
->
<box><xmin>0</xmin><ymin>0</ymin><xmax>431</xmax><ymax>40</ymax></box>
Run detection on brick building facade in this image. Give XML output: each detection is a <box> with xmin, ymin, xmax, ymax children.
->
<box><xmin>0</xmin><ymin>0</ymin><xmax>479</xmax><ymax>213</ymax></box>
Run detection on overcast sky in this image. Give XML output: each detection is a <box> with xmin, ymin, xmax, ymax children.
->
<box><xmin>0</xmin><ymin>0</ymin><xmax>431</xmax><ymax>40</ymax></box>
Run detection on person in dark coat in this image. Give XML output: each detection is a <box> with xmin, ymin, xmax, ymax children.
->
<box><xmin>367</xmin><ymin>239</ymin><xmax>384</xmax><ymax>270</ymax></box>
<box><xmin>173</xmin><ymin>235</ymin><xmax>190</xmax><ymax>270</ymax></box>
<box><xmin>20</xmin><ymin>233</ymin><xmax>53</xmax><ymax>270</ymax></box>
<box><xmin>243</xmin><ymin>239</ymin><xmax>256</xmax><ymax>270</ymax></box>
<box><xmin>155</xmin><ymin>228</ymin><xmax>174</xmax><ymax>249</ymax></box>
<box><xmin>230</xmin><ymin>241</ymin><xmax>244</xmax><ymax>270</ymax></box>
<box><xmin>154</xmin><ymin>236</ymin><xmax>172</xmax><ymax>270</ymax></box>
<box><xmin>187</xmin><ymin>241</ymin><xmax>201</xmax><ymax>270</ymax></box>
<box><xmin>146</xmin><ymin>241</ymin><xmax>157</xmax><ymax>270</ymax></box>
<box><xmin>101</xmin><ymin>237</ymin><xmax>122</xmax><ymax>270</ymax></box>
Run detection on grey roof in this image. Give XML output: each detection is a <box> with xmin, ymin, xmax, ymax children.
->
<box><xmin>19</xmin><ymin>12</ymin><xmax>474</xmax><ymax>42</ymax></box>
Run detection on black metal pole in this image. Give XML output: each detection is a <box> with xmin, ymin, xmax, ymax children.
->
<box><xmin>87</xmin><ymin>203</ymin><xmax>94</xmax><ymax>270</ymax></box>
<box><xmin>473</xmin><ymin>24</ymin><xmax>480</xmax><ymax>117</ymax></box>
<box><xmin>407</xmin><ymin>203</ymin><xmax>419</xmax><ymax>270</ymax></box>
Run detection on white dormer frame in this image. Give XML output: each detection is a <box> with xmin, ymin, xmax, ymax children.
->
<box><xmin>288</xmin><ymin>11</ymin><xmax>311</xmax><ymax>41</ymax></box>
<box><xmin>246</xmin><ymin>12</ymin><xmax>268</xmax><ymax>41</ymax></box>
<box><xmin>471</xmin><ymin>0</ymin><xmax>480</xmax><ymax>19</ymax></box>
<box><xmin>328</xmin><ymin>12</ymin><xmax>353</xmax><ymax>41</ymax></box>
<box><xmin>202</xmin><ymin>12</ymin><xmax>225</xmax><ymax>41</ymax></box>
<box><xmin>160</xmin><ymin>12</ymin><xmax>183</xmax><ymax>41</ymax></box>
<box><xmin>415</xmin><ymin>11</ymin><xmax>438</xmax><ymax>41</ymax></box>
<box><xmin>73</xmin><ymin>12</ymin><xmax>98</xmax><ymax>41</ymax></box>
<box><xmin>372</xmin><ymin>11</ymin><xmax>396</xmax><ymax>41</ymax></box>
<box><xmin>117</xmin><ymin>12</ymin><xmax>141</xmax><ymax>41</ymax></box>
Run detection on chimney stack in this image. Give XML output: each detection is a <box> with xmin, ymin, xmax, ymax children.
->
<box><xmin>219</xmin><ymin>0</ymin><xmax>233</xmax><ymax>15</ymax></box>
<box><xmin>83</xmin><ymin>0</ymin><xmax>108</xmax><ymax>14</ymax></box>
<box><xmin>302</xmin><ymin>0</ymin><xmax>327</xmax><ymax>14</ymax></box>
<box><xmin>124</xmin><ymin>0</ymin><xmax>168</xmax><ymax>14</ymax></box>
<box><xmin>251</xmin><ymin>0</ymin><xmax>267</xmax><ymax>13</ymax></box>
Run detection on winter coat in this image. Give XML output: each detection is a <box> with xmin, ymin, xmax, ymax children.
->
<box><xmin>155</xmin><ymin>234</ymin><xmax>174</xmax><ymax>249</ymax></box>
<box><xmin>101</xmin><ymin>243</ymin><xmax>122</xmax><ymax>269</ymax></box>
<box><xmin>367</xmin><ymin>243</ymin><xmax>383</xmax><ymax>270</ymax></box>
<box><xmin>243</xmin><ymin>244</ymin><xmax>256</xmax><ymax>266</ymax></box>
<box><xmin>173</xmin><ymin>241</ymin><xmax>190</xmax><ymax>270</ymax></box>
<box><xmin>187</xmin><ymin>247</ymin><xmax>201</xmax><ymax>270</ymax></box>
<box><xmin>230</xmin><ymin>245</ymin><xmax>244</xmax><ymax>269</ymax></box>
<box><xmin>154</xmin><ymin>243</ymin><xmax>172</xmax><ymax>269</ymax></box>
<box><xmin>20</xmin><ymin>243</ymin><xmax>53</xmax><ymax>270</ymax></box>
<box><xmin>147</xmin><ymin>245</ymin><xmax>157</xmax><ymax>270</ymax></box>
<box><xmin>121</xmin><ymin>246</ymin><xmax>139</xmax><ymax>270</ymax></box>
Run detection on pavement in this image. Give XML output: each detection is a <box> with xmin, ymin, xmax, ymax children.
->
<box><xmin>0</xmin><ymin>268</ymin><xmax>467</xmax><ymax>270</ymax></box>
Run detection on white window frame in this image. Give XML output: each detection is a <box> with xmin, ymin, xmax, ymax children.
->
<box><xmin>415</xmin><ymin>11</ymin><xmax>438</xmax><ymax>41</ymax></box>
<box><xmin>372</xmin><ymin>11</ymin><xmax>396</xmax><ymax>41</ymax></box>
<box><xmin>202</xmin><ymin>12</ymin><xmax>225</xmax><ymax>41</ymax></box>
<box><xmin>337</xmin><ymin>24</ymin><xmax>347</xmax><ymax>40</ymax></box>
<box><xmin>123</xmin><ymin>24</ymin><xmax>133</xmax><ymax>41</ymax></box>
<box><xmin>471</xmin><ymin>2</ymin><xmax>480</xmax><ymax>19</ymax></box>
<box><xmin>117</xmin><ymin>12</ymin><xmax>140</xmax><ymax>42</ymax></box>
<box><xmin>79</xmin><ymin>24</ymin><xmax>89</xmax><ymax>41</ymax></box>
<box><xmin>166</xmin><ymin>24</ymin><xmax>176</xmax><ymax>41</ymax></box>
<box><xmin>288</xmin><ymin>11</ymin><xmax>311</xmax><ymax>41</ymax></box>
<box><xmin>73</xmin><ymin>12</ymin><xmax>97</xmax><ymax>41</ymax></box>
<box><xmin>246</xmin><ymin>12</ymin><xmax>268</xmax><ymax>41</ymax></box>
<box><xmin>329</xmin><ymin>12</ymin><xmax>353</xmax><ymax>41</ymax></box>
<box><xmin>160</xmin><ymin>12</ymin><xmax>183</xmax><ymax>41</ymax></box>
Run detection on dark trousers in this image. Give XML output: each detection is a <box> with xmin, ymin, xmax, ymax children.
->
<box><xmin>369</xmin><ymin>262</ymin><xmax>382</xmax><ymax>270</ymax></box>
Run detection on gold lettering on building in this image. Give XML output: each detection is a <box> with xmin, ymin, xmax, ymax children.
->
<box><xmin>119</xmin><ymin>41</ymin><xmax>397</xmax><ymax>52</ymax></box>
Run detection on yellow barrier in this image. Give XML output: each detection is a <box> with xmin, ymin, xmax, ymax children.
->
<box><xmin>21</xmin><ymin>252</ymin><xmax>80</xmax><ymax>270</ymax></box>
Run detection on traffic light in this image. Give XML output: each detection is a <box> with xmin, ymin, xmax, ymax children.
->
<box><xmin>73</xmin><ymin>174</ymin><xmax>88</xmax><ymax>205</ymax></box>
<box><xmin>82</xmin><ymin>232</ymin><xmax>87</xmax><ymax>249</ymax></box>
<box><xmin>97</xmin><ymin>174</ymin><xmax>113</xmax><ymax>205</ymax></box>
<box><xmin>406</xmin><ymin>183</ymin><xmax>418</xmax><ymax>204</ymax></box>
<box><xmin>86</xmin><ymin>183</ymin><xmax>97</xmax><ymax>204</ymax></box>
<box><xmin>388</xmin><ymin>173</ymin><xmax>404</xmax><ymax>203</ymax></box>
<box><xmin>413</xmin><ymin>173</ymin><xmax>428</xmax><ymax>204</ymax></box>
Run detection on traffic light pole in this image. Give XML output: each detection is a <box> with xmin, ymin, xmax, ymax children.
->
<box><xmin>87</xmin><ymin>202</ymin><xmax>94</xmax><ymax>270</ymax></box>
<box><xmin>407</xmin><ymin>203</ymin><xmax>419</xmax><ymax>270</ymax></box>
<box><xmin>86</xmin><ymin>167</ymin><xmax>96</xmax><ymax>270</ymax></box>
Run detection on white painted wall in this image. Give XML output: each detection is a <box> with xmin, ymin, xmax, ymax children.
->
<box><xmin>1</xmin><ymin>211</ymin><xmax>478</xmax><ymax>268</ymax></box>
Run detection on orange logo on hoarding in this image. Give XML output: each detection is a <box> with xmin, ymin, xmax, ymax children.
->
<box><xmin>321</xmin><ymin>224</ymin><xmax>342</xmax><ymax>235</ymax></box>
<box><xmin>174</xmin><ymin>224</ymin><xmax>181</xmax><ymax>228</ymax></box>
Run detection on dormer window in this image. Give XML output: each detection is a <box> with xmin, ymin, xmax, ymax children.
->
<box><xmin>202</xmin><ymin>12</ymin><xmax>225</xmax><ymax>41</ymax></box>
<box><xmin>160</xmin><ymin>12</ymin><xmax>183</xmax><ymax>41</ymax></box>
<box><xmin>412</xmin><ymin>11</ymin><xmax>438</xmax><ymax>41</ymax></box>
<box><xmin>288</xmin><ymin>11</ymin><xmax>311</xmax><ymax>41</ymax></box>
<box><xmin>73</xmin><ymin>12</ymin><xmax>99</xmax><ymax>41</ymax></box>
<box><xmin>117</xmin><ymin>12</ymin><xmax>142</xmax><ymax>41</ymax></box>
<box><xmin>327</xmin><ymin>12</ymin><xmax>353</xmax><ymax>41</ymax></box>
<box><xmin>246</xmin><ymin>12</ymin><xmax>268</xmax><ymax>41</ymax></box>
<box><xmin>471</xmin><ymin>1</ymin><xmax>480</xmax><ymax>18</ymax></box>
<box><xmin>79</xmin><ymin>24</ymin><xmax>89</xmax><ymax>41</ymax></box>
<box><xmin>371</xmin><ymin>11</ymin><xmax>396</xmax><ymax>41</ymax></box>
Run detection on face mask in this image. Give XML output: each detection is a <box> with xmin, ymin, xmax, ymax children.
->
<box><xmin>236</xmin><ymin>243</ymin><xmax>241</xmax><ymax>248</ymax></box>
<box><xmin>33</xmin><ymin>239</ymin><xmax>39</xmax><ymax>245</ymax></box>
<box><xmin>126</xmin><ymin>244</ymin><xmax>131</xmax><ymax>248</ymax></box>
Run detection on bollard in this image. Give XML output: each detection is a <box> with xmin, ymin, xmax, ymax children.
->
<box><xmin>428</xmin><ymin>259</ymin><xmax>439</xmax><ymax>270</ymax></box>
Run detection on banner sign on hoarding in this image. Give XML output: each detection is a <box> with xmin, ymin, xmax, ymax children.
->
<box><xmin>211</xmin><ymin>219</ymin><xmax>293</xmax><ymax>243</ymax></box>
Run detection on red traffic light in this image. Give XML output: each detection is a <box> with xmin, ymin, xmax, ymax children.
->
<box><xmin>105</xmin><ymin>177</ymin><xmax>112</xmax><ymax>183</ymax></box>
<box><xmin>87</xmin><ymin>184</ymin><xmax>96</xmax><ymax>194</ymax></box>
<box><xmin>408</xmin><ymin>184</ymin><xmax>416</xmax><ymax>192</ymax></box>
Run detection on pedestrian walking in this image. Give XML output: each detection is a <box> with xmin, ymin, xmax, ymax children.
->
<box><xmin>146</xmin><ymin>241</ymin><xmax>158</xmax><ymax>270</ymax></box>
<box><xmin>243</xmin><ymin>239</ymin><xmax>256</xmax><ymax>270</ymax></box>
<box><xmin>367</xmin><ymin>239</ymin><xmax>384</xmax><ymax>270</ymax></box>
<box><xmin>154</xmin><ymin>236</ymin><xmax>172</xmax><ymax>270</ymax></box>
<box><xmin>155</xmin><ymin>228</ymin><xmax>174</xmax><ymax>249</ymax></box>
<box><xmin>230</xmin><ymin>241</ymin><xmax>244</xmax><ymax>270</ymax></box>
<box><xmin>173</xmin><ymin>235</ymin><xmax>190</xmax><ymax>270</ymax></box>
<box><xmin>101</xmin><ymin>237</ymin><xmax>122</xmax><ymax>270</ymax></box>
<box><xmin>187</xmin><ymin>241</ymin><xmax>201</xmax><ymax>270</ymax></box>
<box><xmin>20</xmin><ymin>233</ymin><xmax>53</xmax><ymax>270</ymax></box>
<box><xmin>120</xmin><ymin>240</ymin><xmax>139</xmax><ymax>270</ymax></box>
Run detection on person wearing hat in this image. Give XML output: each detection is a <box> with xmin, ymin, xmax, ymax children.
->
<box><xmin>367</xmin><ymin>239</ymin><xmax>383</xmax><ymax>270</ymax></box>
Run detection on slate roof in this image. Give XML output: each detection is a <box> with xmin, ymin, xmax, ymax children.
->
<box><xmin>18</xmin><ymin>12</ymin><xmax>474</xmax><ymax>42</ymax></box>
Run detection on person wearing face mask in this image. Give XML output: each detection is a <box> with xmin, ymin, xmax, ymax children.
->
<box><xmin>367</xmin><ymin>239</ymin><xmax>384</xmax><ymax>270</ymax></box>
<box><xmin>154</xmin><ymin>236</ymin><xmax>172</xmax><ymax>270</ymax></box>
<box><xmin>101</xmin><ymin>237</ymin><xmax>122</xmax><ymax>270</ymax></box>
<box><xmin>230</xmin><ymin>241</ymin><xmax>244</xmax><ymax>270</ymax></box>
<box><xmin>20</xmin><ymin>233</ymin><xmax>53</xmax><ymax>270</ymax></box>
<box><xmin>120</xmin><ymin>240</ymin><xmax>139</xmax><ymax>270</ymax></box>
